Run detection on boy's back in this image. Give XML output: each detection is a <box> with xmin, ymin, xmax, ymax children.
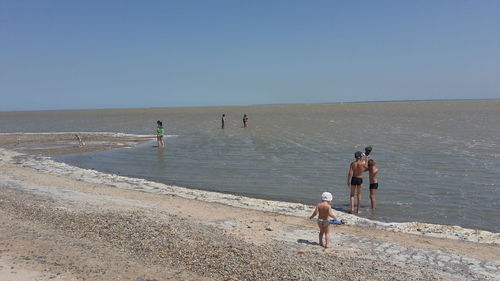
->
<box><xmin>351</xmin><ymin>160</ymin><xmax>367</xmax><ymax>178</ymax></box>
<box><xmin>316</xmin><ymin>201</ymin><xmax>332</xmax><ymax>220</ymax></box>
<box><xmin>310</xmin><ymin>192</ymin><xmax>337</xmax><ymax>248</ymax></box>
<box><xmin>369</xmin><ymin>166</ymin><xmax>378</xmax><ymax>183</ymax></box>
<box><xmin>368</xmin><ymin>159</ymin><xmax>378</xmax><ymax>184</ymax></box>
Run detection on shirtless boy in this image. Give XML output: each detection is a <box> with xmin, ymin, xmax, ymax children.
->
<box><xmin>368</xmin><ymin>159</ymin><xmax>379</xmax><ymax>210</ymax></box>
<box><xmin>347</xmin><ymin>151</ymin><xmax>367</xmax><ymax>213</ymax></box>
<box><xmin>309</xmin><ymin>192</ymin><xmax>338</xmax><ymax>248</ymax></box>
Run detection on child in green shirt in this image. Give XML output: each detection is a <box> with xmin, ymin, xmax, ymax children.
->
<box><xmin>156</xmin><ymin>120</ymin><xmax>165</xmax><ymax>148</ymax></box>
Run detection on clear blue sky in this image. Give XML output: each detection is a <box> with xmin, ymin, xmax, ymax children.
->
<box><xmin>1</xmin><ymin>0</ymin><xmax>499</xmax><ymax>110</ymax></box>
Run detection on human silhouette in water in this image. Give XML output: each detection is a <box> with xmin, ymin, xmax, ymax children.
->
<box><xmin>221</xmin><ymin>114</ymin><xmax>226</xmax><ymax>129</ymax></box>
<box><xmin>243</xmin><ymin>114</ymin><xmax>248</xmax><ymax>127</ymax></box>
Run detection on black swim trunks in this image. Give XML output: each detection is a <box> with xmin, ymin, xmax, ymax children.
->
<box><xmin>369</xmin><ymin>183</ymin><xmax>378</xmax><ymax>189</ymax></box>
<box><xmin>351</xmin><ymin>177</ymin><xmax>363</xmax><ymax>185</ymax></box>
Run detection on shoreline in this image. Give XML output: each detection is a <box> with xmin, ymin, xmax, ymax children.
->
<box><xmin>1</xmin><ymin>133</ymin><xmax>499</xmax><ymax>280</ymax></box>
<box><xmin>3</xmin><ymin>132</ymin><xmax>498</xmax><ymax>243</ymax></box>
<box><xmin>17</xmin><ymin>149</ymin><xmax>500</xmax><ymax>244</ymax></box>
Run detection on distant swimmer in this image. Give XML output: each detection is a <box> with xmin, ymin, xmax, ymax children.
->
<box><xmin>347</xmin><ymin>151</ymin><xmax>368</xmax><ymax>213</ymax></box>
<box><xmin>309</xmin><ymin>192</ymin><xmax>338</xmax><ymax>248</ymax></box>
<box><xmin>368</xmin><ymin>159</ymin><xmax>379</xmax><ymax>210</ymax></box>
<box><xmin>156</xmin><ymin>120</ymin><xmax>165</xmax><ymax>148</ymax></box>
<box><xmin>74</xmin><ymin>134</ymin><xmax>85</xmax><ymax>147</ymax></box>
<box><xmin>221</xmin><ymin>114</ymin><xmax>226</xmax><ymax>129</ymax></box>
<box><xmin>243</xmin><ymin>114</ymin><xmax>248</xmax><ymax>127</ymax></box>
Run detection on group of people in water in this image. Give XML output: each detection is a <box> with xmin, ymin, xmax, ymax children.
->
<box><xmin>310</xmin><ymin>146</ymin><xmax>379</xmax><ymax>248</ymax></box>
<box><xmin>221</xmin><ymin>113</ymin><xmax>249</xmax><ymax>129</ymax></box>
<box><xmin>155</xmin><ymin>115</ymin><xmax>378</xmax><ymax>249</ymax></box>
<box><xmin>348</xmin><ymin>146</ymin><xmax>379</xmax><ymax>213</ymax></box>
<box><xmin>155</xmin><ymin>114</ymin><xmax>249</xmax><ymax>148</ymax></box>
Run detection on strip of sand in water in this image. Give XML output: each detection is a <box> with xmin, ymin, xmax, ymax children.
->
<box><xmin>0</xmin><ymin>133</ymin><xmax>499</xmax><ymax>280</ymax></box>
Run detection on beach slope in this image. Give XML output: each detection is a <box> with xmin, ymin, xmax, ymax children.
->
<box><xmin>0</xmin><ymin>133</ymin><xmax>499</xmax><ymax>280</ymax></box>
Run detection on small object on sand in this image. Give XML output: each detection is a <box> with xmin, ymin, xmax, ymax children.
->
<box><xmin>329</xmin><ymin>219</ymin><xmax>344</xmax><ymax>225</ymax></box>
<box><xmin>265</xmin><ymin>227</ymin><xmax>273</xmax><ymax>231</ymax></box>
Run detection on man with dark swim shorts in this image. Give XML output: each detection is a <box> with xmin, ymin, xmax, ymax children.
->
<box><xmin>368</xmin><ymin>159</ymin><xmax>379</xmax><ymax>210</ymax></box>
<box><xmin>347</xmin><ymin>151</ymin><xmax>367</xmax><ymax>213</ymax></box>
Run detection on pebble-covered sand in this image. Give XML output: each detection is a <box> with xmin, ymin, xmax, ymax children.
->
<box><xmin>1</xmin><ymin>133</ymin><xmax>499</xmax><ymax>281</ymax></box>
<box><xmin>1</xmin><ymin>187</ymin><xmax>440</xmax><ymax>281</ymax></box>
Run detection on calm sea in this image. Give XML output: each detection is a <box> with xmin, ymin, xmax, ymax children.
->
<box><xmin>1</xmin><ymin>101</ymin><xmax>499</xmax><ymax>232</ymax></box>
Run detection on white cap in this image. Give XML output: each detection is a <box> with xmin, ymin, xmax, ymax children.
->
<box><xmin>321</xmin><ymin>192</ymin><xmax>333</xmax><ymax>201</ymax></box>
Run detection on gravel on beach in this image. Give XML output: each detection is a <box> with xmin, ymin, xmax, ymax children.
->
<box><xmin>0</xmin><ymin>187</ymin><xmax>437</xmax><ymax>281</ymax></box>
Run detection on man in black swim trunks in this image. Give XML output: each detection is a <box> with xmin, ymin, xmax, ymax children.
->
<box><xmin>347</xmin><ymin>151</ymin><xmax>367</xmax><ymax>213</ymax></box>
<box><xmin>368</xmin><ymin>159</ymin><xmax>379</xmax><ymax>210</ymax></box>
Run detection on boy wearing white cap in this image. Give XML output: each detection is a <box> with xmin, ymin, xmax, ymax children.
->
<box><xmin>309</xmin><ymin>192</ymin><xmax>338</xmax><ymax>248</ymax></box>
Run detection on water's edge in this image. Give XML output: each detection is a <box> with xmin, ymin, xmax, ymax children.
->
<box><xmin>0</xmin><ymin>133</ymin><xmax>498</xmax><ymax>244</ymax></box>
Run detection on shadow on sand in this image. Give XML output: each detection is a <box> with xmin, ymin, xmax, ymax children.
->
<box><xmin>297</xmin><ymin>239</ymin><xmax>319</xmax><ymax>246</ymax></box>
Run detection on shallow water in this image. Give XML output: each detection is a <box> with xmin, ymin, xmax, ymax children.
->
<box><xmin>1</xmin><ymin>100</ymin><xmax>499</xmax><ymax>232</ymax></box>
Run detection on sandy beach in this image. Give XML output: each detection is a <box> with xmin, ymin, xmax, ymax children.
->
<box><xmin>1</xmin><ymin>133</ymin><xmax>499</xmax><ymax>281</ymax></box>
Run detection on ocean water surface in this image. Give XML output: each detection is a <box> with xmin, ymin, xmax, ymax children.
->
<box><xmin>1</xmin><ymin>101</ymin><xmax>499</xmax><ymax>232</ymax></box>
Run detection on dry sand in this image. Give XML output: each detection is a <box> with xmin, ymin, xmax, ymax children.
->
<box><xmin>0</xmin><ymin>133</ymin><xmax>499</xmax><ymax>280</ymax></box>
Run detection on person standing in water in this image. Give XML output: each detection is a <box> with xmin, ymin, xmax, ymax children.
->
<box><xmin>221</xmin><ymin>114</ymin><xmax>226</xmax><ymax>129</ymax></box>
<box><xmin>156</xmin><ymin>120</ymin><xmax>165</xmax><ymax>148</ymax></box>
<box><xmin>363</xmin><ymin>146</ymin><xmax>372</xmax><ymax>164</ymax></box>
<box><xmin>367</xmin><ymin>159</ymin><xmax>379</xmax><ymax>210</ymax></box>
<box><xmin>242</xmin><ymin>114</ymin><xmax>248</xmax><ymax>127</ymax></box>
<box><xmin>347</xmin><ymin>151</ymin><xmax>367</xmax><ymax>213</ymax></box>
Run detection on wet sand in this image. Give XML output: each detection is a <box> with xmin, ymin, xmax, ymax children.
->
<box><xmin>0</xmin><ymin>133</ymin><xmax>499</xmax><ymax>280</ymax></box>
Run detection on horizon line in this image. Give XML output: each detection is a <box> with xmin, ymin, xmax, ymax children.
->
<box><xmin>1</xmin><ymin>98</ymin><xmax>499</xmax><ymax>113</ymax></box>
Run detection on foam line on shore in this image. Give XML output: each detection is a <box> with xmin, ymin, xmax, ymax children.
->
<box><xmin>1</xmin><ymin>147</ymin><xmax>499</xmax><ymax>245</ymax></box>
<box><xmin>0</xmin><ymin>132</ymin><xmax>179</xmax><ymax>139</ymax></box>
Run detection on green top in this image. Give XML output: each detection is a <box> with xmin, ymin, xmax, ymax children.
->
<box><xmin>156</xmin><ymin>126</ymin><xmax>165</xmax><ymax>137</ymax></box>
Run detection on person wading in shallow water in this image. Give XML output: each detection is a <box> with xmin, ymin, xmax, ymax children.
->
<box><xmin>368</xmin><ymin>159</ymin><xmax>379</xmax><ymax>210</ymax></box>
<box><xmin>242</xmin><ymin>114</ymin><xmax>248</xmax><ymax>127</ymax></box>
<box><xmin>156</xmin><ymin>120</ymin><xmax>165</xmax><ymax>148</ymax></box>
<box><xmin>221</xmin><ymin>114</ymin><xmax>226</xmax><ymax>129</ymax></box>
<box><xmin>347</xmin><ymin>151</ymin><xmax>367</xmax><ymax>213</ymax></box>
